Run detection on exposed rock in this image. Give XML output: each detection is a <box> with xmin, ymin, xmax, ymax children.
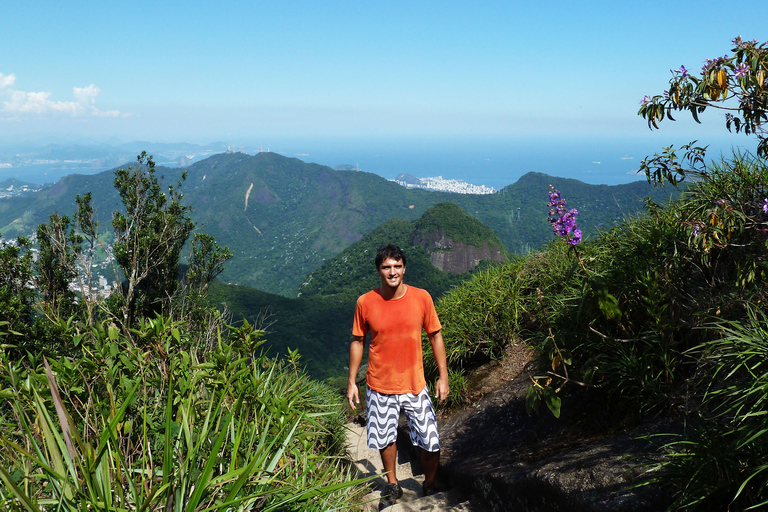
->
<box><xmin>412</xmin><ymin>233</ymin><xmax>506</xmax><ymax>273</ymax></box>
<box><xmin>436</xmin><ymin>344</ymin><xmax>672</xmax><ymax>511</ymax></box>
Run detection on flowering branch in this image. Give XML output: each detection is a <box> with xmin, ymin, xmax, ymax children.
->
<box><xmin>639</xmin><ymin>36</ymin><xmax>768</xmax><ymax>158</ymax></box>
<box><xmin>548</xmin><ymin>186</ymin><xmax>582</xmax><ymax>246</ymax></box>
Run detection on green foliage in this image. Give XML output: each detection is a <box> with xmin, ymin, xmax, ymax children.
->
<box><xmin>639</xmin><ymin>36</ymin><xmax>768</xmax><ymax>157</ymax></box>
<box><xmin>0</xmin><ymin>235</ymin><xmax>35</xmax><ymax>345</ymax></box>
<box><xmin>434</xmin><ymin>367</ymin><xmax>467</xmax><ymax>411</ymax></box>
<box><xmin>0</xmin><ymin>317</ymin><xmax>364</xmax><ymax>510</ymax></box>
<box><xmin>645</xmin><ymin>309</ymin><xmax>768</xmax><ymax>510</ymax></box>
<box><xmin>186</xmin><ymin>232</ymin><xmax>233</xmax><ymax>295</ymax></box>
<box><xmin>112</xmin><ymin>151</ymin><xmax>195</xmax><ymax>327</ymax></box>
<box><xmin>34</xmin><ymin>193</ymin><xmax>109</xmax><ymax>329</ymax></box>
<box><xmin>35</xmin><ymin>213</ymin><xmax>78</xmax><ymax>315</ymax></box>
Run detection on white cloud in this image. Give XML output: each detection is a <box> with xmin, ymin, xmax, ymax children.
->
<box><xmin>0</xmin><ymin>73</ymin><xmax>120</xmax><ymax>118</ymax></box>
<box><xmin>0</xmin><ymin>73</ymin><xmax>15</xmax><ymax>88</ymax></box>
<box><xmin>73</xmin><ymin>84</ymin><xmax>99</xmax><ymax>105</ymax></box>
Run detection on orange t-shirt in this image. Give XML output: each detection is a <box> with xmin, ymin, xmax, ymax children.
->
<box><xmin>352</xmin><ymin>285</ymin><xmax>441</xmax><ymax>395</ymax></box>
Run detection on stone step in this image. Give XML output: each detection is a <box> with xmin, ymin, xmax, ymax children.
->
<box><xmin>346</xmin><ymin>422</ymin><xmax>476</xmax><ymax>511</ymax></box>
<box><xmin>388</xmin><ymin>489</ymin><xmax>473</xmax><ymax>511</ymax></box>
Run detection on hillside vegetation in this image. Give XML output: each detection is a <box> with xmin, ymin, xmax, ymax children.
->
<box><xmin>425</xmin><ymin>151</ymin><xmax>768</xmax><ymax>509</ymax></box>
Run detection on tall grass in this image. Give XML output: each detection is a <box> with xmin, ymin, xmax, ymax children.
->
<box><xmin>0</xmin><ymin>317</ymin><xmax>365</xmax><ymax>510</ymax></box>
<box><xmin>643</xmin><ymin>309</ymin><xmax>768</xmax><ymax>510</ymax></box>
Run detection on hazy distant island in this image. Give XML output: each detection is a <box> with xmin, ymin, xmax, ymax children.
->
<box><xmin>394</xmin><ymin>172</ymin><xmax>495</xmax><ymax>194</ymax></box>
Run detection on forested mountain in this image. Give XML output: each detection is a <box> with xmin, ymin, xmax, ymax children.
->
<box><xmin>0</xmin><ymin>151</ymin><xmax>673</xmax><ymax>296</ymax></box>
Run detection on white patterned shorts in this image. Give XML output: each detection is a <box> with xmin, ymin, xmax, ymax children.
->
<box><xmin>365</xmin><ymin>386</ymin><xmax>440</xmax><ymax>452</ymax></box>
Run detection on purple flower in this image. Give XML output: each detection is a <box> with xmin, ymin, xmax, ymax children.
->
<box><xmin>763</xmin><ymin>198</ymin><xmax>768</xmax><ymax>214</ymax></box>
<box><xmin>735</xmin><ymin>62</ymin><xmax>749</xmax><ymax>79</ymax></box>
<box><xmin>678</xmin><ymin>65</ymin><xmax>688</xmax><ymax>77</ymax></box>
<box><xmin>570</xmin><ymin>229</ymin><xmax>582</xmax><ymax>246</ymax></box>
<box><xmin>640</xmin><ymin>95</ymin><xmax>651</xmax><ymax>105</ymax></box>
<box><xmin>548</xmin><ymin>186</ymin><xmax>581</xmax><ymax>245</ymax></box>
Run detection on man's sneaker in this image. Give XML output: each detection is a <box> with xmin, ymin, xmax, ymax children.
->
<box><xmin>422</xmin><ymin>482</ymin><xmax>438</xmax><ymax>497</ymax></box>
<box><xmin>378</xmin><ymin>482</ymin><xmax>403</xmax><ymax>510</ymax></box>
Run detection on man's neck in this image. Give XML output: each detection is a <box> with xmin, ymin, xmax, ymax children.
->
<box><xmin>380</xmin><ymin>283</ymin><xmax>407</xmax><ymax>300</ymax></box>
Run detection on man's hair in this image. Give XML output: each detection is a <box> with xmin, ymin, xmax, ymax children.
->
<box><xmin>375</xmin><ymin>244</ymin><xmax>407</xmax><ymax>269</ymax></box>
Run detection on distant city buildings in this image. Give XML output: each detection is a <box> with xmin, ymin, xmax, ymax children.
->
<box><xmin>0</xmin><ymin>183</ymin><xmax>41</xmax><ymax>198</ymax></box>
<box><xmin>393</xmin><ymin>175</ymin><xmax>495</xmax><ymax>194</ymax></box>
<box><xmin>0</xmin><ymin>232</ymin><xmax>118</xmax><ymax>300</ymax></box>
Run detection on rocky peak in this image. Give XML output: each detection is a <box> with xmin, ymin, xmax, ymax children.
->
<box><xmin>412</xmin><ymin>232</ymin><xmax>506</xmax><ymax>274</ymax></box>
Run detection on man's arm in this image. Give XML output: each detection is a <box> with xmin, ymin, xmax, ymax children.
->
<box><xmin>347</xmin><ymin>335</ymin><xmax>365</xmax><ymax>409</ymax></box>
<box><xmin>428</xmin><ymin>330</ymin><xmax>450</xmax><ymax>404</ymax></box>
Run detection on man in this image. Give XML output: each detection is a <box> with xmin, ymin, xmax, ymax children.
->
<box><xmin>347</xmin><ymin>244</ymin><xmax>450</xmax><ymax>509</ymax></box>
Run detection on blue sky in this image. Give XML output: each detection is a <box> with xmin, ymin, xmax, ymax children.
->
<box><xmin>1</xmin><ymin>0</ymin><xmax>766</xmax><ymax>150</ymax></box>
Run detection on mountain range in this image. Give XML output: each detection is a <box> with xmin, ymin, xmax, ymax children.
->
<box><xmin>0</xmin><ymin>151</ymin><xmax>673</xmax><ymax>297</ymax></box>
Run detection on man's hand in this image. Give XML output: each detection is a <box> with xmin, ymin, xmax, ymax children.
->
<box><xmin>436</xmin><ymin>375</ymin><xmax>450</xmax><ymax>404</ymax></box>
<box><xmin>428</xmin><ymin>330</ymin><xmax>450</xmax><ymax>404</ymax></box>
<box><xmin>347</xmin><ymin>381</ymin><xmax>360</xmax><ymax>410</ymax></box>
<box><xmin>347</xmin><ymin>336</ymin><xmax>364</xmax><ymax>410</ymax></box>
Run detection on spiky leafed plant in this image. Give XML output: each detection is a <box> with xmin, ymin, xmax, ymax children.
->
<box><xmin>0</xmin><ymin>318</ymin><xmax>367</xmax><ymax>511</ymax></box>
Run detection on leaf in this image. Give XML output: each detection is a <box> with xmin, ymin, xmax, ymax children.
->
<box><xmin>691</xmin><ymin>106</ymin><xmax>701</xmax><ymax>124</ymax></box>
<box><xmin>0</xmin><ymin>466</ymin><xmax>42</xmax><ymax>512</ymax></box>
<box><xmin>598</xmin><ymin>292</ymin><xmax>621</xmax><ymax>321</ymax></box>
<box><xmin>525</xmin><ymin>385</ymin><xmax>541</xmax><ymax>416</ymax></box>
<box><xmin>43</xmin><ymin>358</ymin><xmax>78</xmax><ymax>461</ymax></box>
<box><xmin>185</xmin><ymin>413</ymin><xmax>233</xmax><ymax>511</ymax></box>
<box><xmin>542</xmin><ymin>387</ymin><xmax>561</xmax><ymax>418</ymax></box>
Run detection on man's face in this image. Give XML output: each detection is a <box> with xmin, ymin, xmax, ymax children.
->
<box><xmin>377</xmin><ymin>257</ymin><xmax>405</xmax><ymax>290</ymax></box>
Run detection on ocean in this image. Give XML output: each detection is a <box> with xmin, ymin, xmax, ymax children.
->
<box><xmin>0</xmin><ymin>135</ymin><xmax>752</xmax><ymax>189</ymax></box>
<box><xmin>279</xmin><ymin>135</ymin><xmax>752</xmax><ymax>190</ymax></box>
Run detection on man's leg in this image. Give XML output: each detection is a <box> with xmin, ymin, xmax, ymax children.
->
<box><xmin>421</xmin><ymin>448</ymin><xmax>439</xmax><ymax>487</ymax></box>
<box><xmin>401</xmin><ymin>387</ymin><xmax>441</xmax><ymax>493</ymax></box>
<box><xmin>366</xmin><ymin>387</ymin><xmax>400</xmax><ymax>486</ymax></box>
<box><xmin>380</xmin><ymin>442</ymin><xmax>398</xmax><ymax>484</ymax></box>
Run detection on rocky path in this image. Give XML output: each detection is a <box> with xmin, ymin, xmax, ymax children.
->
<box><xmin>344</xmin><ymin>342</ymin><xmax>673</xmax><ymax>511</ymax></box>
<box><xmin>345</xmin><ymin>421</ymin><xmax>474</xmax><ymax>511</ymax></box>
